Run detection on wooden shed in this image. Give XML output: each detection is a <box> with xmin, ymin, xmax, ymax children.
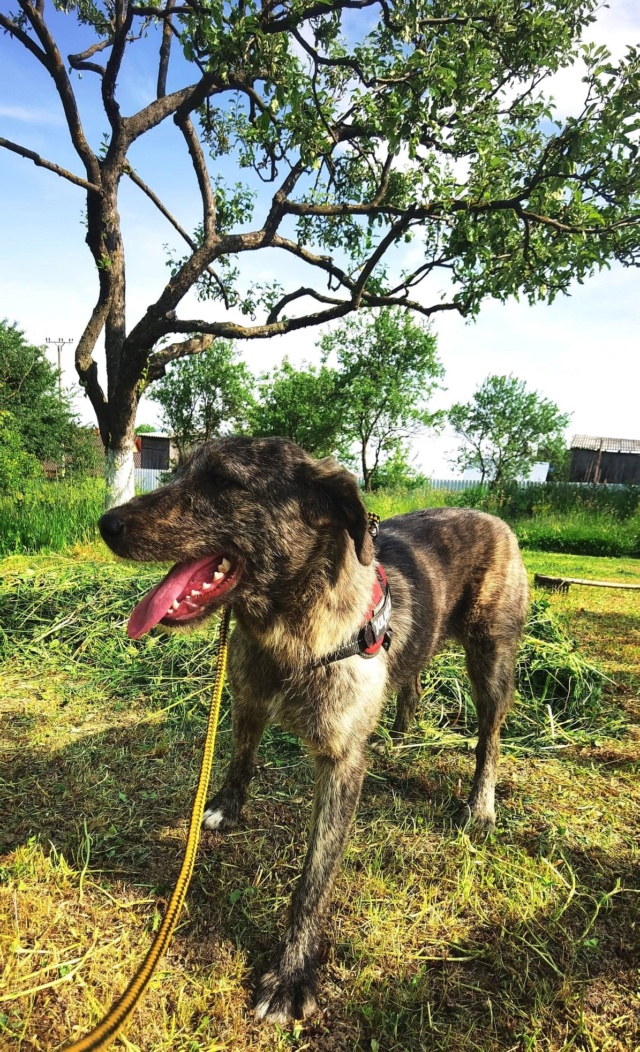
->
<box><xmin>569</xmin><ymin>435</ymin><xmax>640</xmax><ymax>485</ymax></box>
<box><xmin>134</xmin><ymin>432</ymin><xmax>177</xmax><ymax>471</ymax></box>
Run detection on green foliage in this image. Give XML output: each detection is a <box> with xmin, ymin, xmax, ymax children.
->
<box><xmin>320</xmin><ymin>308</ymin><xmax>444</xmax><ymax>490</ymax></box>
<box><xmin>512</xmin><ymin>511</ymin><xmax>640</xmax><ymax>558</ymax></box>
<box><xmin>448</xmin><ymin>375</ymin><xmax>570</xmax><ymax>486</ymax></box>
<box><xmin>148</xmin><ymin>341</ymin><xmax>255</xmax><ymax>460</ymax></box>
<box><xmin>0</xmin><ymin>410</ymin><xmax>41</xmax><ymax>492</ymax></box>
<box><xmin>175</xmin><ymin>0</ymin><xmax>640</xmax><ymax>318</ymax></box>
<box><xmin>250</xmin><ymin>359</ymin><xmax>343</xmax><ymax>456</ymax></box>
<box><xmin>367</xmin><ymin>448</ymin><xmax>428</xmax><ymax>491</ymax></box>
<box><xmin>0</xmin><ymin>320</ymin><xmax>84</xmax><ymax>467</ymax></box>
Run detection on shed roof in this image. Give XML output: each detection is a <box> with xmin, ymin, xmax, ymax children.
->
<box><xmin>571</xmin><ymin>435</ymin><xmax>640</xmax><ymax>455</ymax></box>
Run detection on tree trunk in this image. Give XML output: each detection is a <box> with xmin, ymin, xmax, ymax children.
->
<box><xmin>105</xmin><ymin>443</ymin><xmax>136</xmax><ymax>507</ymax></box>
<box><xmin>104</xmin><ymin>390</ymin><xmax>139</xmax><ymax>508</ymax></box>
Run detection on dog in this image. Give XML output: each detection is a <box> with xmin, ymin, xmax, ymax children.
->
<box><xmin>99</xmin><ymin>436</ymin><xmax>529</xmax><ymax>1023</ymax></box>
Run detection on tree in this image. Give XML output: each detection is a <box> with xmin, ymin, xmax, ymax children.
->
<box><xmin>0</xmin><ymin>320</ymin><xmax>83</xmax><ymax>465</ymax></box>
<box><xmin>148</xmin><ymin>340</ymin><xmax>254</xmax><ymax>460</ymax></box>
<box><xmin>320</xmin><ymin>308</ymin><xmax>443</xmax><ymax>490</ymax></box>
<box><xmin>251</xmin><ymin>360</ymin><xmax>343</xmax><ymax>457</ymax></box>
<box><xmin>448</xmin><ymin>374</ymin><xmax>570</xmax><ymax>486</ymax></box>
<box><xmin>2</xmin><ymin>1</ymin><xmax>639</xmax><ymax>504</ymax></box>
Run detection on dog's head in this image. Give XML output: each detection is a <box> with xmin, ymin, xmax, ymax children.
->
<box><xmin>99</xmin><ymin>436</ymin><xmax>373</xmax><ymax>638</ymax></box>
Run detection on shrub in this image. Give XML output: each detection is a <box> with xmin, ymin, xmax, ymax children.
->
<box><xmin>0</xmin><ymin>410</ymin><xmax>42</xmax><ymax>492</ymax></box>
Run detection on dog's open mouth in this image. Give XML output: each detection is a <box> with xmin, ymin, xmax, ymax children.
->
<box><xmin>127</xmin><ymin>554</ymin><xmax>239</xmax><ymax>639</ymax></box>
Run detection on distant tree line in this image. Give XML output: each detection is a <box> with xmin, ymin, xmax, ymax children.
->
<box><xmin>1</xmin><ymin>309</ymin><xmax>570</xmax><ymax>493</ymax></box>
<box><xmin>149</xmin><ymin>308</ymin><xmax>569</xmax><ymax>490</ymax></box>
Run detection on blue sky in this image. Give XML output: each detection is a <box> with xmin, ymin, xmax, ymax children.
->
<box><xmin>1</xmin><ymin>0</ymin><xmax>639</xmax><ymax>477</ymax></box>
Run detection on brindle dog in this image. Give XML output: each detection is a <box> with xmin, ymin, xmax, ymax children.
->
<box><xmin>99</xmin><ymin>436</ymin><xmax>528</xmax><ymax>1023</ymax></box>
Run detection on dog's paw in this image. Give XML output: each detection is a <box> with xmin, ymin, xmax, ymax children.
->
<box><xmin>202</xmin><ymin>795</ymin><xmax>241</xmax><ymax>831</ymax></box>
<box><xmin>254</xmin><ymin>968</ymin><xmax>318</xmax><ymax>1024</ymax></box>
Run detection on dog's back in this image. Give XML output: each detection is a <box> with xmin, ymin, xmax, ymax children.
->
<box><xmin>378</xmin><ymin>506</ymin><xmax>529</xmax><ymax>702</ymax></box>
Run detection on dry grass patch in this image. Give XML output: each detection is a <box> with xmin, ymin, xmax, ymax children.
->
<box><xmin>1</xmin><ymin>548</ymin><xmax>639</xmax><ymax>1051</ymax></box>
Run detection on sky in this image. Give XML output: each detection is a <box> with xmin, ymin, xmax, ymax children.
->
<box><xmin>0</xmin><ymin>0</ymin><xmax>639</xmax><ymax>478</ymax></box>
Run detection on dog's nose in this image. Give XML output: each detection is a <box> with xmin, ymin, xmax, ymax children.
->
<box><xmin>99</xmin><ymin>512</ymin><xmax>125</xmax><ymax>539</ymax></box>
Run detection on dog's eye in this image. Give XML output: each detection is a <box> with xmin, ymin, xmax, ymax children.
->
<box><xmin>210</xmin><ymin>471</ymin><xmax>237</xmax><ymax>489</ymax></box>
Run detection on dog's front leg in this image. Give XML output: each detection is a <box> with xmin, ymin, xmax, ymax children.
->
<box><xmin>255</xmin><ymin>746</ymin><xmax>367</xmax><ymax>1023</ymax></box>
<box><xmin>203</xmin><ymin>695</ymin><xmax>268</xmax><ymax>831</ymax></box>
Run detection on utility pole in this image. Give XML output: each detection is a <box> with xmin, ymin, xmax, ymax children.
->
<box><xmin>45</xmin><ymin>337</ymin><xmax>73</xmax><ymax>399</ymax></box>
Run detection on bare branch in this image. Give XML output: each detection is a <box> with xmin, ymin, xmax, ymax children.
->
<box><xmin>157</xmin><ymin>0</ymin><xmax>176</xmax><ymax>97</ymax></box>
<box><xmin>124</xmin><ymin>165</ymin><xmax>228</xmax><ymax>306</ymax></box>
<box><xmin>125</xmin><ymin>74</ymin><xmax>222</xmax><ymax>143</ymax></box>
<box><xmin>102</xmin><ymin>0</ymin><xmax>133</xmax><ymax>129</ymax></box>
<box><xmin>176</xmin><ymin>116</ymin><xmax>217</xmax><ymax>238</ymax></box>
<box><xmin>68</xmin><ymin>37</ymin><xmax>113</xmax><ymax>69</ymax></box>
<box><xmin>160</xmin><ymin>295</ymin><xmax>462</xmax><ymax>342</ymax></box>
<box><xmin>145</xmin><ymin>334</ymin><xmax>214</xmax><ymax>384</ymax></box>
<box><xmin>0</xmin><ymin>11</ymin><xmax>50</xmax><ymax>67</ymax></box>
<box><xmin>16</xmin><ymin>0</ymin><xmax>100</xmax><ymax>183</ymax></box>
<box><xmin>266</xmin><ymin>287</ymin><xmax>346</xmax><ymax>324</ymax></box>
<box><xmin>0</xmin><ymin>136</ymin><xmax>102</xmax><ymax>193</ymax></box>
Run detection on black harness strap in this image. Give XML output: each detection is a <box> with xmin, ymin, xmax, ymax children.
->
<box><xmin>312</xmin><ymin>564</ymin><xmax>393</xmax><ymax>669</ymax></box>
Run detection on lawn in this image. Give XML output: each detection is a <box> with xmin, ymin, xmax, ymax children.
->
<box><xmin>0</xmin><ymin>545</ymin><xmax>639</xmax><ymax>1051</ymax></box>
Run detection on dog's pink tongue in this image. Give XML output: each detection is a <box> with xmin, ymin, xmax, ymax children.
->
<box><xmin>127</xmin><ymin>557</ymin><xmax>214</xmax><ymax>639</ymax></box>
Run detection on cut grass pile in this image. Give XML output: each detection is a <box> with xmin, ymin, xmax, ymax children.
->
<box><xmin>1</xmin><ymin>546</ymin><xmax>639</xmax><ymax>1051</ymax></box>
<box><xmin>414</xmin><ymin>597</ymin><xmax>618</xmax><ymax>753</ymax></box>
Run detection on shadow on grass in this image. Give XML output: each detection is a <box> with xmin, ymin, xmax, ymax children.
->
<box><xmin>2</xmin><ymin>718</ymin><xmax>639</xmax><ymax>1051</ymax></box>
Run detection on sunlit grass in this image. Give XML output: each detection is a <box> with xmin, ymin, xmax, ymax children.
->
<box><xmin>1</xmin><ymin>548</ymin><xmax>639</xmax><ymax>1050</ymax></box>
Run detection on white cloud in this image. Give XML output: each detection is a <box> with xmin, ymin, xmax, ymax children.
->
<box><xmin>0</xmin><ymin>102</ymin><xmax>64</xmax><ymax>125</ymax></box>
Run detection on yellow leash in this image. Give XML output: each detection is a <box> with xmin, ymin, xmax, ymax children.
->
<box><xmin>64</xmin><ymin>607</ymin><xmax>232</xmax><ymax>1052</ymax></box>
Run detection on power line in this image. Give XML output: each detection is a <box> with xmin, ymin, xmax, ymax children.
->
<box><xmin>45</xmin><ymin>337</ymin><xmax>74</xmax><ymax>399</ymax></box>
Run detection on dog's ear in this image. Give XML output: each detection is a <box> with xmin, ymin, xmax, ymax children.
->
<box><xmin>305</xmin><ymin>457</ymin><xmax>374</xmax><ymax>566</ymax></box>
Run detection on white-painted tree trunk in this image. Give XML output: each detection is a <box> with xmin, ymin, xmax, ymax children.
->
<box><xmin>105</xmin><ymin>446</ymin><xmax>135</xmax><ymax>508</ymax></box>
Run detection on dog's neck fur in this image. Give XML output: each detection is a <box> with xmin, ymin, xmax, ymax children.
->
<box><xmin>232</xmin><ymin>530</ymin><xmax>377</xmax><ymax>669</ymax></box>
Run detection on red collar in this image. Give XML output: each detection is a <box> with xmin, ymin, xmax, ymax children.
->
<box><xmin>312</xmin><ymin>564</ymin><xmax>393</xmax><ymax>668</ymax></box>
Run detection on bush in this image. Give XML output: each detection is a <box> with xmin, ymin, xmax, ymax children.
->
<box><xmin>0</xmin><ymin>410</ymin><xmax>42</xmax><ymax>492</ymax></box>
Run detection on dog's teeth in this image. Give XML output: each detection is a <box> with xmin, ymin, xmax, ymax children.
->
<box><xmin>219</xmin><ymin>558</ymin><xmax>231</xmax><ymax>572</ymax></box>
<box><xmin>202</xmin><ymin>582</ymin><xmax>212</xmax><ymax>590</ymax></box>
<box><xmin>191</xmin><ymin>589</ymin><xmax>201</xmax><ymax>597</ymax></box>
<box><xmin>213</xmin><ymin>571</ymin><xmax>224</xmax><ymax>581</ymax></box>
<box><xmin>172</xmin><ymin>600</ymin><xmax>180</xmax><ymax>610</ymax></box>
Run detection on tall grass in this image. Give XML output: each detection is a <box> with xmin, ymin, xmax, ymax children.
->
<box><xmin>0</xmin><ymin>477</ymin><xmax>105</xmax><ymax>555</ymax></box>
<box><xmin>2</xmin><ymin>475</ymin><xmax>639</xmax><ymax>559</ymax></box>
<box><xmin>365</xmin><ymin>484</ymin><xmax>640</xmax><ymax>558</ymax></box>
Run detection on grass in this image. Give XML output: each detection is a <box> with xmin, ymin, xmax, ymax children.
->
<box><xmin>3</xmin><ymin>475</ymin><xmax>639</xmax><ymax>559</ymax></box>
<box><xmin>0</xmin><ymin>478</ymin><xmax>105</xmax><ymax>556</ymax></box>
<box><xmin>1</xmin><ymin>544</ymin><xmax>639</xmax><ymax>1051</ymax></box>
<box><xmin>365</xmin><ymin>488</ymin><xmax>640</xmax><ymax>559</ymax></box>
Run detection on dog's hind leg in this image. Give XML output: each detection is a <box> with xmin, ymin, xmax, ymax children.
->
<box><xmin>203</xmin><ymin>695</ymin><xmax>268</xmax><ymax>831</ymax></box>
<box><xmin>254</xmin><ymin>746</ymin><xmax>367</xmax><ymax>1023</ymax></box>
<box><xmin>463</xmin><ymin>639</ymin><xmax>517</xmax><ymax>833</ymax></box>
<box><xmin>392</xmin><ymin>679</ymin><xmax>422</xmax><ymax>737</ymax></box>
